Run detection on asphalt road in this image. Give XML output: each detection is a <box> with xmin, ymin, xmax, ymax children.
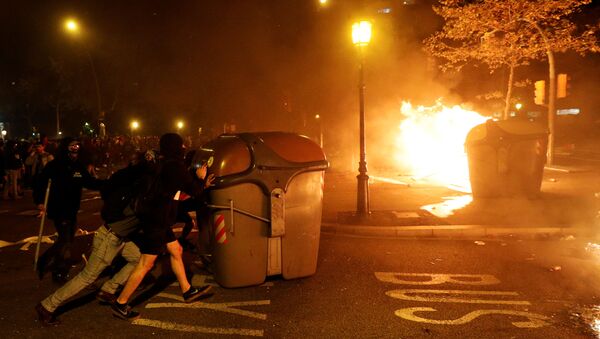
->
<box><xmin>1</xmin><ymin>199</ymin><xmax>600</xmax><ymax>339</ymax></box>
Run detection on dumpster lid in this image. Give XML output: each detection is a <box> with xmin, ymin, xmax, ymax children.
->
<box><xmin>194</xmin><ymin>132</ymin><xmax>328</xmax><ymax>186</ymax></box>
<box><xmin>466</xmin><ymin>119</ymin><xmax>548</xmax><ymax>144</ymax></box>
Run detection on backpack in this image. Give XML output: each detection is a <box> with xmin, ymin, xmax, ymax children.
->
<box><xmin>100</xmin><ymin>165</ymin><xmax>145</xmax><ymax>224</ymax></box>
<box><xmin>132</xmin><ymin>161</ymin><xmax>166</xmax><ymax>222</ymax></box>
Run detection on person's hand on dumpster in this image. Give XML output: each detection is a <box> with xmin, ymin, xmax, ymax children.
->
<box><xmin>195</xmin><ymin>163</ymin><xmax>208</xmax><ymax>180</ymax></box>
<box><xmin>204</xmin><ymin>173</ymin><xmax>215</xmax><ymax>188</ymax></box>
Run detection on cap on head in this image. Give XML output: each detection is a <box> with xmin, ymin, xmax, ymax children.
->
<box><xmin>159</xmin><ymin>133</ymin><xmax>184</xmax><ymax>159</ymax></box>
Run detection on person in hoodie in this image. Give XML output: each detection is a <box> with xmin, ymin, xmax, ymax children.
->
<box><xmin>110</xmin><ymin>133</ymin><xmax>214</xmax><ymax>321</ymax></box>
<box><xmin>34</xmin><ymin>137</ymin><xmax>104</xmax><ymax>283</ymax></box>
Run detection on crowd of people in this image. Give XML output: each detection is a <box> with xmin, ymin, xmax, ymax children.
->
<box><xmin>0</xmin><ymin>133</ymin><xmax>215</xmax><ymax>326</ymax></box>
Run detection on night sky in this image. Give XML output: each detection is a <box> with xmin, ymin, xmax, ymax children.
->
<box><xmin>1</xmin><ymin>0</ymin><xmax>598</xmax><ymax>154</ymax></box>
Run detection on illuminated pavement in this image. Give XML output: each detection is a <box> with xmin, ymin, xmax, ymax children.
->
<box><xmin>322</xmin><ymin>162</ymin><xmax>600</xmax><ymax>239</ymax></box>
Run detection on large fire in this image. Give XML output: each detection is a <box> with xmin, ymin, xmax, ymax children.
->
<box><xmin>394</xmin><ymin>101</ymin><xmax>489</xmax><ymax>192</ymax></box>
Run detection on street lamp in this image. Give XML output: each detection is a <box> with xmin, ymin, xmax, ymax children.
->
<box><xmin>176</xmin><ymin>120</ymin><xmax>184</xmax><ymax>131</ymax></box>
<box><xmin>64</xmin><ymin>19</ymin><xmax>79</xmax><ymax>34</ymax></box>
<box><xmin>63</xmin><ymin>17</ymin><xmax>103</xmax><ymax>136</ymax></box>
<box><xmin>130</xmin><ymin>120</ymin><xmax>139</xmax><ymax>136</ymax></box>
<box><xmin>352</xmin><ymin>20</ymin><xmax>372</xmax><ymax>216</ymax></box>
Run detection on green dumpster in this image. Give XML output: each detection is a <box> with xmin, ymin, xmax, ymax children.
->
<box><xmin>193</xmin><ymin>132</ymin><xmax>329</xmax><ymax>288</ymax></box>
<box><xmin>465</xmin><ymin>120</ymin><xmax>548</xmax><ymax>198</ymax></box>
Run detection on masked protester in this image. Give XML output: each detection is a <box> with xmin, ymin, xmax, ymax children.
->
<box><xmin>33</xmin><ymin>137</ymin><xmax>104</xmax><ymax>283</ymax></box>
<box><xmin>111</xmin><ymin>133</ymin><xmax>214</xmax><ymax>320</ymax></box>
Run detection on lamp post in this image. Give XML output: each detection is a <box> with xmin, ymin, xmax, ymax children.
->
<box><xmin>315</xmin><ymin>114</ymin><xmax>323</xmax><ymax>148</ymax></box>
<box><xmin>63</xmin><ymin>18</ymin><xmax>103</xmax><ymax>136</ymax></box>
<box><xmin>352</xmin><ymin>20</ymin><xmax>372</xmax><ymax>216</ymax></box>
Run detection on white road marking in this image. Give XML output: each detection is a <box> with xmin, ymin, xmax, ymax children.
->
<box><xmin>386</xmin><ymin>289</ymin><xmax>530</xmax><ymax>305</ymax></box>
<box><xmin>150</xmin><ymin>292</ymin><xmax>270</xmax><ymax>320</ymax></box>
<box><xmin>375</xmin><ymin>272</ymin><xmax>500</xmax><ymax>286</ymax></box>
<box><xmin>132</xmin><ymin>318</ymin><xmax>264</xmax><ymax>336</ymax></box>
<box><xmin>188</xmin><ymin>274</ymin><xmax>273</xmax><ymax>288</ymax></box>
<box><xmin>395</xmin><ymin>307</ymin><xmax>550</xmax><ymax>328</ymax></box>
<box><xmin>17</xmin><ymin>210</ymin><xmax>40</xmax><ymax>216</ymax></box>
<box><xmin>1</xmin><ymin>228</ymin><xmax>96</xmax><ymax>250</ymax></box>
<box><xmin>391</xmin><ymin>211</ymin><xmax>420</xmax><ymax>219</ymax></box>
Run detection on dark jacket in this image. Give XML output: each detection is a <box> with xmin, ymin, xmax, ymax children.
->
<box><xmin>143</xmin><ymin>159</ymin><xmax>205</xmax><ymax>230</ymax></box>
<box><xmin>33</xmin><ymin>138</ymin><xmax>104</xmax><ymax>220</ymax></box>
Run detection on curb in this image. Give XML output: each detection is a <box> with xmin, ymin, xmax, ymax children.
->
<box><xmin>321</xmin><ymin>222</ymin><xmax>584</xmax><ymax>239</ymax></box>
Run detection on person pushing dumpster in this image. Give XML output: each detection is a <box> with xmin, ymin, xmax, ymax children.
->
<box><xmin>111</xmin><ymin>133</ymin><xmax>215</xmax><ymax>321</ymax></box>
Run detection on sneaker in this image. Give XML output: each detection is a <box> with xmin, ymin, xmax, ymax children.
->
<box><xmin>111</xmin><ymin>302</ymin><xmax>140</xmax><ymax>321</ymax></box>
<box><xmin>96</xmin><ymin>290</ymin><xmax>117</xmax><ymax>305</ymax></box>
<box><xmin>183</xmin><ymin>285</ymin><xmax>212</xmax><ymax>303</ymax></box>
<box><xmin>35</xmin><ymin>303</ymin><xmax>60</xmax><ymax>326</ymax></box>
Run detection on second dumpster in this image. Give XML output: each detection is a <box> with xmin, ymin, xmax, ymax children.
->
<box><xmin>465</xmin><ymin>119</ymin><xmax>548</xmax><ymax>198</ymax></box>
<box><xmin>194</xmin><ymin>132</ymin><xmax>329</xmax><ymax>288</ymax></box>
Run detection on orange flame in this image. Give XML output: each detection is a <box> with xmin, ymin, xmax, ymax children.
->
<box><xmin>395</xmin><ymin>101</ymin><xmax>489</xmax><ymax>192</ymax></box>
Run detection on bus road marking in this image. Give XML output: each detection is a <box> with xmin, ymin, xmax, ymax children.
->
<box><xmin>375</xmin><ymin>272</ymin><xmax>500</xmax><ymax>286</ymax></box>
<box><xmin>386</xmin><ymin>289</ymin><xmax>530</xmax><ymax>305</ymax></box>
<box><xmin>395</xmin><ymin>307</ymin><xmax>550</xmax><ymax>328</ymax></box>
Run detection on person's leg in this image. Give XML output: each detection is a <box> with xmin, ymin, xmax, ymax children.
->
<box><xmin>41</xmin><ymin>227</ymin><xmax>123</xmax><ymax>312</ymax></box>
<box><xmin>53</xmin><ymin>218</ymin><xmax>76</xmax><ymax>278</ymax></box>
<box><xmin>166</xmin><ymin>240</ymin><xmax>190</xmax><ymax>293</ymax></box>
<box><xmin>115</xmin><ymin>253</ymin><xmax>157</xmax><ymax>304</ymax></box>
<box><xmin>2</xmin><ymin>170</ymin><xmax>11</xmax><ymax>199</ymax></box>
<box><xmin>100</xmin><ymin>241</ymin><xmax>141</xmax><ymax>295</ymax></box>
<box><xmin>180</xmin><ymin>217</ymin><xmax>196</xmax><ymax>240</ymax></box>
<box><xmin>10</xmin><ymin>170</ymin><xmax>20</xmax><ymax>198</ymax></box>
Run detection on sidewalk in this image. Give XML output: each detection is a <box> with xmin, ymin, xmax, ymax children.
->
<box><xmin>321</xmin><ymin>163</ymin><xmax>600</xmax><ymax>239</ymax></box>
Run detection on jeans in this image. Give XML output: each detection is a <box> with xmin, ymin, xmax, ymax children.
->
<box><xmin>41</xmin><ymin>225</ymin><xmax>141</xmax><ymax>313</ymax></box>
<box><xmin>2</xmin><ymin>169</ymin><xmax>20</xmax><ymax>199</ymax></box>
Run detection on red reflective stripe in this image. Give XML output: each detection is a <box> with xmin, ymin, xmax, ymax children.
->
<box><xmin>214</xmin><ymin>214</ymin><xmax>225</xmax><ymax>228</ymax></box>
<box><xmin>215</xmin><ymin>226</ymin><xmax>226</xmax><ymax>240</ymax></box>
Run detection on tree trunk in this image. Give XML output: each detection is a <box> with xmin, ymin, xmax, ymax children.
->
<box><xmin>547</xmin><ymin>50</ymin><xmax>556</xmax><ymax>165</ymax></box>
<box><xmin>503</xmin><ymin>64</ymin><xmax>515</xmax><ymax>120</ymax></box>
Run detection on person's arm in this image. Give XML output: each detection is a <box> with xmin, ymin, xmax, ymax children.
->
<box><xmin>25</xmin><ymin>153</ymin><xmax>35</xmax><ymax>166</ymax></box>
<box><xmin>80</xmin><ymin>163</ymin><xmax>106</xmax><ymax>191</ymax></box>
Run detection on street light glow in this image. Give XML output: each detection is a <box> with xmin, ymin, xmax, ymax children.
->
<box><xmin>177</xmin><ymin>120</ymin><xmax>184</xmax><ymax>130</ymax></box>
<box><xmin>319</xmin><ymin>0</ymin><xmax>328</xmax><ymax>5</ymax></box>
<box><xmin>131</xmin><ymin>120</ymin><xmax>139</xmax><ymax>130</ymax></box>
<box><xmin>315</xmin><ymin>114</ymin><xmax>320</xmax><ymax>119</ymax></box>
<box><xmin>515</xmin><ymin>103</ymin><xmax>523</xmax><ymax>110</ymax></box>
<box><xmin>352</xmin><ymin>21</ymin><xmax>372</xmax><ymax>46</ymax></box>
<box><xmin>64</xmin><ymin>19</ymin><xmax>79</xmax><ymax>33</ymax></box>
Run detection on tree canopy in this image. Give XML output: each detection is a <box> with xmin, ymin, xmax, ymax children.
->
<box><xmin>424</xmin><ymin>0</ymin><xmax>598</xmax><ymax>73</ymax></box>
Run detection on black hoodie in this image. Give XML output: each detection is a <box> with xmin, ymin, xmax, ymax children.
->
<box><xmin>141</xmin><ymin>133</ymin><xmax>205</xmax><ymax>231</ymax></box>
<box><xmin>33</xmin><ymin>137</ymin><xmax>104</xmax><ymax>220</ymax></box>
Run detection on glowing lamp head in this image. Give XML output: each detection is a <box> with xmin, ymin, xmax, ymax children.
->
<box><xmin>352</xmin><ymin>21</ymin><xmax>372</xmax><ymax>46</ymax></box>
<box><xmin>130</xmin><ymin>120</ymin><xmax>139</xmax><ymax>130</ymax></box>
<box><xmin>64</xmin><ymin>19</ymin><xmax>79</xmax><ymax>34</ymax></box>
<box><xmin>177</xmin><ymin>121</ymin><xmax>184</xmax><ymax>130</ymax></box>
